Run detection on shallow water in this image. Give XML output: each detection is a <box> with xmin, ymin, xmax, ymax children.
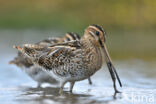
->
<box><xmin>0</xmin><ymin>55</ymin><xmax>156</xmax><ymax>104</ymax></box>
<box><xmin>0</xmin><ymin>30</ymin><xmax>156</xmax><ymax>104</ymax></box>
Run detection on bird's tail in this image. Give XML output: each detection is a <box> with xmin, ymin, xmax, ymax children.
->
<box><xmin>13</xmin><ymin>44</ymin><xmax>45</xmax><ymax>59</ymax></box>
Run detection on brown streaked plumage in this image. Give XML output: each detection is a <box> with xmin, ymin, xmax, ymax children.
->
<box><xmin>14</xmin><ymin>25</ymin><xmax>122</xmax><ymax>94</ymax></box>
<box><xmin>10</xmin><ymin>32</ymin><xmax>93</xmax><ymax>86</ymax></box>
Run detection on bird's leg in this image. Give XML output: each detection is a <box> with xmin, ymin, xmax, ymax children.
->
<box><xmin>69</xmin><ymin>82</ymin><xmax>75</xmax><ymax>93</ymax></box>
<box><xmin>88</xmin><ymin>77</ymin><xmax>92</xmax><ymax>85</ymax></box>
<box><xmin>59</xmin><ymin>81</ymin><xmax>67</xmax><ymax>94</ymax></box>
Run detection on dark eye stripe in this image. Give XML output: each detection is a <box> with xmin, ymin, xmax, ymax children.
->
<box><xmin>98</xmin><ymin>39</ymin><xmax>104</xmax><ymax>48</ymax></box>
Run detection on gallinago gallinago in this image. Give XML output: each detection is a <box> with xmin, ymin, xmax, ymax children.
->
<box><xmin>10</xmin><ymin>32</ymin><xmax>93</xmax><ymax>86</ymax></box>
<box><xmin>14</xmin><ymin>24</ymin><xmax>122</xmax><ymax>93</ymax></box>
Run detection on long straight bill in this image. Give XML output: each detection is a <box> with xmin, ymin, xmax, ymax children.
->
<box><xmin>102</xmin><ymin>43</ymin><xmax>122</xmax><ymax>87</ymax></box>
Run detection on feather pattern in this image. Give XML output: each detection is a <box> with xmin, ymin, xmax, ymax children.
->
<box><xmin>13</xmin><ymin>25</ymin><xmax>122</xmax><ymax>94</ymax></box>
<box><xmin>10</xmin><ymin>33</ymin><xmax>93</xmax><ymax>86</ymax></box>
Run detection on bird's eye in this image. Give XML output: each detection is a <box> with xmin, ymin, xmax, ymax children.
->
<box><xmin>96</xmin><ymin>31</ymin><xmax>99</xmax><ymax>36</ymax></box>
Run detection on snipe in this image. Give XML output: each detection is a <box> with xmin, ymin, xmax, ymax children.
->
<box><xmin>10</xmin><ymin>32</ymin><xmax>93</xmax><ymax>87</ymax></box>
<box><xmin>14</xmin><ymin>24</ymin><xmax>122</xmax><ymax>93</ymax></box>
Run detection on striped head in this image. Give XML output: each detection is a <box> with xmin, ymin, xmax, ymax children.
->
<box><xmin>84</xmin><ymin>24</ymin><xmax>108</xmax><ymax>61</ymax></box>
<box><xmin>84</xmin><ymin>24</ymin><xmax>122</xmax><ymax>87</ymax></box>
<box><xmin>84</xmin><ymin>24</ymin><xmax>106</xmax><ymax>48</ymax></box>
<box><xmin>64</xmin><ymin>32</ymin><xmax>81</xmax><ymax>42</ymax></box>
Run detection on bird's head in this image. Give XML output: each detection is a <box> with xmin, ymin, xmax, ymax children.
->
<box><xmin>84</xmin><ymin>24</ymin><xmax>106</xmax><ymax>48</ymax></box>
<box><xmin>84</xmin><ymin>24</ymin><xmax>122</xmax><ymax>87</ymax></box>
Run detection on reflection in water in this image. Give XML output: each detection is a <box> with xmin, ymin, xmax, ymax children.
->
<box><xmin>0</xmin><ymin>56</ymin><xmax>156</xmax><ymax>104</ymax></box>
<box><xmin>0</xmin><ymin>55</ymin><xmax>156</xmax><ymax>104</ymax></box>
<box><xmin>15</xmin><ymin>87</ymin><xmax>118</xmax><ymax>104</ymax></box>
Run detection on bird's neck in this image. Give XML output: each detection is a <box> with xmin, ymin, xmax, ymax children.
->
<box><xmin>80</xmin><ymin>35</ymin><xmax>103</xmax><ymax>73</ymax></box>
<box><xmin>81</xmin><ymin>35</ymin><xmax>101</xmax><ymax>52</ymax></box>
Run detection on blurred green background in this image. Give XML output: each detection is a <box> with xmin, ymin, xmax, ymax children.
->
<box><xmin>0</xmin><ymin>0</ymin><xmax>156</xmax><ymax>60</ymax></box>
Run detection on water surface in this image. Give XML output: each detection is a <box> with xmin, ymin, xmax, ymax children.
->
<box><xmin>0</xmin><ymin>55</ymin><xmax>156</xmax><ymax>104</ymax></box>
<box><xmin>0</xmin><ymin>30</ymin><xmax>156</xmax><ymax>104</ymax></box>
